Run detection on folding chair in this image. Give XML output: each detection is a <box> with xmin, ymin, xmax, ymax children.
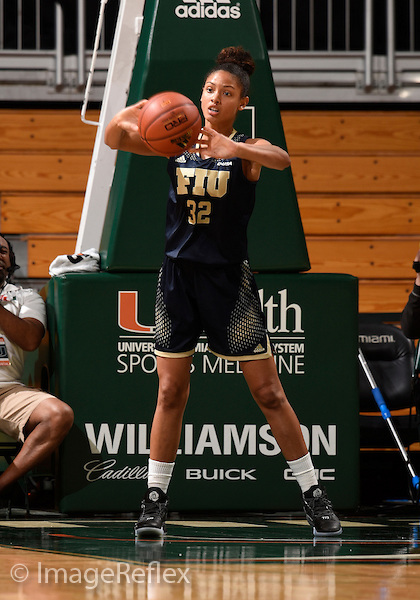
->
<box><xmin>358</xmin><ymin>321</ymin><xmax>420</xmax><ymax>502</ymax></box>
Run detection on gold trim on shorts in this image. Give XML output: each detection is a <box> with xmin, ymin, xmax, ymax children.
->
<box><xmin>154</xmin><ymin>348</ymin><xmax>195</xmax><ymax>359</ymax></box>
<box><xmin>154</xmin><ymin>335</ymin><xmax>272</xmax><ymax>362</ymax></box>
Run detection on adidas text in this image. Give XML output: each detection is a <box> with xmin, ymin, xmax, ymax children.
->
<box><xmin>175</xmin><ymin>1</ymin><xmax>241</xmax><ymax>20</ymax></box>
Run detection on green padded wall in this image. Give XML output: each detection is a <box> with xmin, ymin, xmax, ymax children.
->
<box><xmin>100</xmin><ymin>0</ymin><xmax>310</xmax><ymax>272</ymax></box>
<box><xmin>45</xmin><ymin>272</ymin><xmax>358</xmax><ymax>513</ymax></box>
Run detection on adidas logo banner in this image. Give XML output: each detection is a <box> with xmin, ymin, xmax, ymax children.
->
<box><xmin>175</xmin><ymin>0</ymin><xmax>241</xmax><ymax>20</ymax></box>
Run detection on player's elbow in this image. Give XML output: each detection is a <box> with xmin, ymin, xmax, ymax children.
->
<box><xmin>280</xmin><ymin>152</ymin><xmax>291</xmax><ymax>170</ymax></box>
<box><xmin>104</xmin><ymin>128</ymin><xmax>119</xmax><ymax>150</ymax></box>
<box><xmin>104</xmin><ymin>121</ymin><xmax>126</xmax><ymax>150</ymax></box>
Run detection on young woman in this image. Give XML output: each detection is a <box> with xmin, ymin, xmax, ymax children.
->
<box><xmin>105</xmin><ymin>46</ymin><xmax>341</xmax><ymax>538</ymax></box>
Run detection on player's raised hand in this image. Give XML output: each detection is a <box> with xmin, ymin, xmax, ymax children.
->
<box><xmin>199</xmin><ymin>126</ymin><xmax>237</xmax><ymax>159</ymax></box>
<box><xmin>117</xmin><ymin>100</ymin><xmax>148</xmax><ymax>134</ymax></box>
<box><xmin>105</xmin><ymin>100</ymin><xmax>155</xmax><ymax>154</ymax></box>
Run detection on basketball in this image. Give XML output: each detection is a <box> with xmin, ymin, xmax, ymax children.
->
<box><xmin>138</xmin><ymin>91</ymin><xmax>202</xmax><ymax>156</ymax></box>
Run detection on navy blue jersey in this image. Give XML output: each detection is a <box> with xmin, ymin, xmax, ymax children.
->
<box><xmin>165</xmin><ymin>131</ymin><xmax>257</xmax><ymax>264</ymax></box>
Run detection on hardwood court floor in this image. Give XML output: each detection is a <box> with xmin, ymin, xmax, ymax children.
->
<box><xmin>1</xmin><ymin>508</ymin><xmax>420</xmax><ymax>599</ymax></box>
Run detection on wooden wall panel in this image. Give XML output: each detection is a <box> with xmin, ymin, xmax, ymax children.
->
<box><xmin>26</xmin><ymin>236</ymin><xmax>77</xmax><ymax>278</ymax></box>
<box><xmin>306</xmin><ymin>237</ymin><xmax>419</xmax><ymax>279</ymax></box>
<box><xmin>281</xmin><ymin>111</ymin><xmax>420</xmax><ymax>154</ymax></box>
<box><xmin>0</xmin><ymin>108</ymin><xmax>96</xmax><ymax>278</ymax></box>
<box><xmin>0</xmin><ymin>154</ymin><xmax>90</xmax><ymax>193</ymax></box>
<box><xmin>292</xmin><ymin>156</ymin><xmax>420</xmax><ymax>194</ymax></box>
<box><xmin>298</xmin><ymin>194</ymin><xmax>420</xmax><ymax>236</ymax></box>
<box><xmin>281</xmin><ymin>109</ymin><xmax>420</xmax><ymax>316</ymax></box>
<box><xmin>1</xmin><ymin>194</ymin><xmax>84</xmax><ymax>233</ymax></box>
<box><xmin>0</xmin><ymin>109</ymin><xmax>98</xmax><ymax>152</ymax></box>
<box><xmin>358</xmin><ymin>280</ymin><xmax>414</xmax><ymax>314</ymax></box>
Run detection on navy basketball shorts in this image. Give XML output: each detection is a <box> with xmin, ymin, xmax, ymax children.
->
<box><xmin>154</xmin><ymin>256</ymin><xmax>272</xmax><ymax>361</ymax></box>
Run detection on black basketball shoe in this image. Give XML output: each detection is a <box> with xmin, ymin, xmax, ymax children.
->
<box><xmin>134</xmin><ymin>487</ymin><xmax>169</xmax><ymax>539</ymax></box>
<box><xmin>303</xmin><ymin>485</ymin><xmax>342</xmax><ymax>536</ymax></box>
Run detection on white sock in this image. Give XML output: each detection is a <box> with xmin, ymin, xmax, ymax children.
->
<box><xmin>287</xmin><ymin>452</ymin><xmax>318</xmax><ymax>494</ymax></box>
<box><xmin>147</xmin><ymin>458</ymin><xmax>175</xmax><ymax>494</ymax></box>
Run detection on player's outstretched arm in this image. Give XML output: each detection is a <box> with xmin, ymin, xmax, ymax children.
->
<box><xmin>239</xmin><ymin>138</ymin><xmax>291</xmax><ymax>181</ymax></box>
<box><xmin>104</xmin><ymin>101</ymin><xmax>156</xmax><ymax>156</ymax></box>
<box><xmin>241</xmin><ymin>138</ymin><xmax>291</xmax><ymax>170</ymax></box>
<box><xmin>199</xmin><ymin>127</ymin><xmax>291</xmax><ymax>181</ymax></box>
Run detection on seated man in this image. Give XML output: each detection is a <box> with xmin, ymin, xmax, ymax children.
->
<box><xmin>0</xmin><ymin>233</ymin><xmax>73</xmax><ymax>499</ymax></box>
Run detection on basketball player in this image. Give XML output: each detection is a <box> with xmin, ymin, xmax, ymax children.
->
<box><xmin>105</xmin><ymin>46</ymin><xmax>342</xmax><ymax>538</ymax></box>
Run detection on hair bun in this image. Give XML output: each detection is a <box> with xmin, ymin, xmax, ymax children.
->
<box><xmin>216</xmin><ymin>46</ymin><xmax>255</xmax><ymax>77</ymax></box>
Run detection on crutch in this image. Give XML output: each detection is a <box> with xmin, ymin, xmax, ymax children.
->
<box><xmin>358</xmin><ymin>347</ymin><xmax>420</xmax><ymax>501</ymax></box>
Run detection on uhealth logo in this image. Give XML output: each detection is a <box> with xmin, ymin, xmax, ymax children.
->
<box><xmin>175</xmin><ymin>0</ymin><xmax>241</xmax><ymax>19</ymax></box>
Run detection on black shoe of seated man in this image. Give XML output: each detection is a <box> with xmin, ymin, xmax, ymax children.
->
<box><xmin>303</xmin><ymin>485</ymin><xmax>342</xmax><ymax>537</ymax></box>
<box><xmin>0</xmin><ymin>481</ymin><xmax>28</xmax><ymax>515</ymax></box>
<box><xmin>134</xmin><ymin>487</ymin><xmax>169</xmax><ymax>539</ymax></box>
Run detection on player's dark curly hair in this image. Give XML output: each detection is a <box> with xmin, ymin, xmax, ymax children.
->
<box><xmin>0</xmin><ymin>233</ymin><xmax>20</xmax><ymax>281</ymax></box>
<box><xmin>205</xmin><ymin>46</ymin><xmax>256</xmax><ymax>97</ymax></box>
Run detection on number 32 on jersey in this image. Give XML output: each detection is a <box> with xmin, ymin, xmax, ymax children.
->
<box><xmin>176</xmin><ymin>166</ymin><xmax>231</xmax><ymax>226</ymax></box>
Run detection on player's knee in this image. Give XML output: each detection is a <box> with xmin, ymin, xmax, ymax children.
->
<box><xmin>157</xmin><ymin>379</ymin><xmax>189</xmax><ymax>411</ymax></box>
<box><xmin>254</xmin><ymin>383</ymin><xmax>287</xmax><ymax>412</ymax></box>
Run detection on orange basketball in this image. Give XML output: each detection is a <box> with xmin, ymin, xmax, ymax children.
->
<box><xmin>138</xmin><ymin>91</ymin><xmax>202</xmax><ymax>156</ymax></box>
